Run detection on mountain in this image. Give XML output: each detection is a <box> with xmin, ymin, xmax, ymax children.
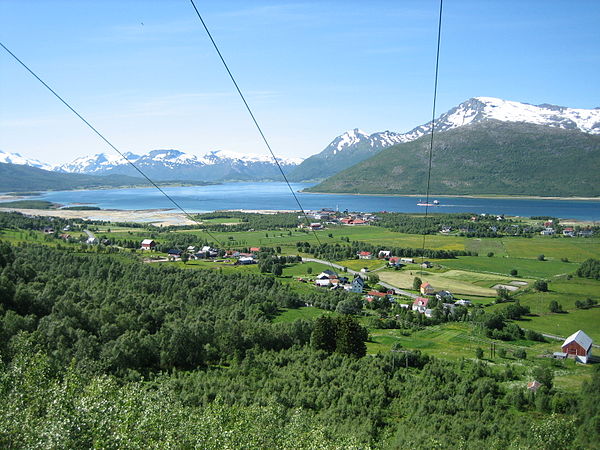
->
<box><xmin>57</xmin><ymin>149</ymin><xmax>303</xmax><ymax>182</ymax></box>
<box><xmin>0</xmin><ymin>150</ymin><xmax>54</xmax><ymax>171</ymax></box>
<box><xmin>288</xmin><ymin>129</ymin><xmax>410</xmax><ymax>181</ymax></box>
<box><xmin>290</xmin><ymin>97</ymin><xmax>600</xmax><ymax>181</ymax></box>
<box><xmin>0</xmin><ymin>162</ymin><xmax>157</xmax><ymax>193</ymax></box>
<box><xmin>306</xmin><ymin>121</ymin><xmax>600</xmax><ymax>197</ymax></box>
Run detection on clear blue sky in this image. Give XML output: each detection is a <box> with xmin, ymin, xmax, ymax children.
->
<box><xmin>1</xmin><ymin>0</ymin><xmax>599</xmax><ymax>164</ymax></box>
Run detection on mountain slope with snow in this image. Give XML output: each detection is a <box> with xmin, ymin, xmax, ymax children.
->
<box><xmin>0</xmin><ymin>150</ymin><xmax>54</xmax><ymax>171</ymax></box>
<box><xmin>290</xmin><ymin>97</ymin><xmax>600</xmax><ymax>181</ymax></box>
<box><xmin>56</xmin><ymin>149</ymin><xmax>302</xmax><ymax>182</ymax></box>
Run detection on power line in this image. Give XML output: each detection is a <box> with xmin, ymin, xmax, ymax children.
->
<box><xmin>420</xmin><ymin>0</ymin><xmax>444</xmax><ymax>269</ymax></box>
<box><xmin>0</xmin><ymin>41</ymin><xmax>224</xmax><ymax>248</ymax></box>
<box><xmin>188</xmin><ymin>0</ymin><xmax>340</xmax><ymax>273</ymax></box>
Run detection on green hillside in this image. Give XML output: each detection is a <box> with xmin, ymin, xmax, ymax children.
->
<box><xmin>307</xmin><ymin>121</ymin><xmax>600</xmax><ymax>197</ymax></box>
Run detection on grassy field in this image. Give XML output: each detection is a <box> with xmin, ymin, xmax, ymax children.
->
<box><xmin>273</xmin><ymin>307</ymin><xmax>336</xmax><ymax>323</ymax></box>
<box><xmin>437</xmin><ymin>255</ymin><xmax>578</xmax><ymax>278</ymax></box>
<box><xmin>379</xmin><ymin>268</ymin><xmax>525</xmax><ymax>296</ymax></box>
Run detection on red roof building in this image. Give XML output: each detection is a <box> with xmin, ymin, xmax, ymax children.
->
<box><xmin>412</xmin><ymin>297</ymin><xmax>430</xmax><ymax>313</ymax></box>
<box><xmin>561</xmin><ymin>330</ymin><xmax>593</xmax><ymax>363</ymax></box>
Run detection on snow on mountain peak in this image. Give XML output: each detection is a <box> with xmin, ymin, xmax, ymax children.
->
<box><xmin>0</xmin><ymin>150</ymin><xmax>54</xmax><ymax>171</ymax></box>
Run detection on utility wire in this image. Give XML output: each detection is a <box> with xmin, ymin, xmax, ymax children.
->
<box><xmin>189</xmin><ymin>0</ymin><xmax>340</xmax><ymax>273</ymax></box>
<box><xmin>420</xmin><ymin>0</ymin><xmax>443</xmax><ymax>271</ymax></box>
<box><xmin>0</xmin><ymin>41</ymin><xmax>224</xmax><ymax>248</ymax></box>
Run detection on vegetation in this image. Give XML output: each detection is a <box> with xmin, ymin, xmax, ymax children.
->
<box><xmin>307</xmin><ymin>121</ymin><xmax>600</xmax><ymax>197</ymax></box>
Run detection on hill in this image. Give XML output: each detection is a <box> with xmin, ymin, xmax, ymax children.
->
<box><xmin>305</xmin><ymin>121</ymin><xmax>600</xmax><ymax>197</ymax></box>
<box><xmin>0</xmin><ymin>162</ymin><xmax>156</xmax><ymax>192</ymax></box>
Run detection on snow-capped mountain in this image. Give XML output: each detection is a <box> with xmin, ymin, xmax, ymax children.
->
<box><xmin>0</xmin><ymin>150</ymin><xmax>54</xmax><ymax>171</ymax></box>
<box><xmin>401</xmin><ymin>97</ymin><xmax>600</xmax><ymax>142</ymax></box>
<box><xmin>289</xmin><ymin>97</ymin><xmax>600</xmax><ymax>181</ymax></box>
<box><xmin>57</xmin><ymin>149</ymin><xmax>303</xmax><ymax>182</ymax></box>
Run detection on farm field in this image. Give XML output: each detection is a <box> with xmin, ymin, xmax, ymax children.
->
<box><xmin>516</xmin><ymin>309</ymin><xmax>600</xmax><ymax>343</ymax></box>
<box><xmin>378</xmin><ymin>268</ymin><xmax>526</xmax><ymax>296</ymax></box>
<box><xmin>366</xmin><ymin>322</ymin><xmax>594</xmax><ymax>391</ymax></box>
<box><xmin>437</xmin><ymin>255</ymin><xmax>578</xmax><ymax>278</ymax></box>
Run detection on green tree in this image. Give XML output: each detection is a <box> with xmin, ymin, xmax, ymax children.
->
<box><xmin>549</xmin><ymin>300</ymin><xmax>563</xmax><ymax>313</ymax></box>
<box><xmin>310</xmin><ymin>316</ymin><xmax>337</xmax><ymax>353</ymax></box>
<box><xmin>475</xmin><ymin>347</ymin><xmax>484</xmax><ymax>359</ymax></box>
<box><xmin>534</xmin><ymin>280</ymin><xmax>548</xmax><ymax>292</ymax></box>
<box><xmin>272</xmin><ymin>264</ymin><xmax>283</xmax><ymax>277</ymax></box>
<box><xmin>537</xmin><ymin>254</ymin><xmax>545</xmax><ymax>261</ymax></box>
<box><xmin>412</xmin><ymin>277</ymin><xmax>422</xmax><ymax>291</ymax></box>
<box><xmin>335</xmin><ymin>315</ymin><xmax>367</xmax><ymax>358</ymax></box>
<box><xmin>510</xmin><ymin>269</ymin><xmax>518</xmax><ymax>276</ymax></box>
<box><xmin>514</xmin><ymin>348</ymin><xmax>527</xmax><ymax>359</ymax></box>
<box><xmin>532</xmin><ymin>366</ymin><xmax>554</xmax><ymax>390</ymax></box>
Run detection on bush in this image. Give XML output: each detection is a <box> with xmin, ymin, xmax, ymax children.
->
<box><xmin>487</xmin><ymin>252</ymin><xmax>494</xmax><ymax>257</ymax></box>
<box><xmin>514</xmin><ymin>349</ymin><xmax>527</xmax><ymax>359</ymax></box>
<box><xmin>537</xmin><ymin>254</ymin><xmax>545</xmax><ymax>261</ymax></box>
<box><xmin>475</xmin><ymin>347</ymin><xmax>484</xmax><ymax>359</ymax></box>
<box><xmin>498</xmin><ymin>348</ymin><xmax>507</xmax><ymax>358</ymax></box>
<box><xmin>575</xmin><ymin>298</ymin><xmax>598</xmax><ymax>309</ymax></box>
<box><xmin>510</xmin><ymin>269</ymin><xmax>518</xmax><ymax>276</ymax></box>
<box><xmin>549</xmin><ymin>300</ymin><xmax>563</xmax><ymax>313</ymax></box>
<box><xmin>534</xmin><ymin>280</ymin><xmax>548</xmax><ymax>292</ymax></box>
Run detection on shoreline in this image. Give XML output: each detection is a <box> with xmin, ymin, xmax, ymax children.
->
<box><xmin>300</xmin><ymin>190</ymin><xmax>600</xmax><ymax>201</ymax></box>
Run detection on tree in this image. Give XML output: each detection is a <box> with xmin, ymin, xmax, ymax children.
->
<box><xmin>498</xmin><ymin>348</ymin><xmax>507</xmax><ymax>358</ymax></box>
<box><xmin>475</xmin><ymin>347</ymin><xmax>484</xmax><ymax>359</ymax></box>
<box><xmin>532</xmin><ymin>366</ymin><xmax>553</xmax><ymax>390</ymax></box>
<box><xmin>306</xmin><ymin>267</ymin><xmax>313</xmax><ymax>275</ymax></box>
<box><xmin>181</xmin><ymin>252</ymin><xmax>189</xmax><ymax>265</ymax></box>
<box><xmin>412</xmin><ymin>277</ymin><xmax>422</xmax><ymax>291</ymax></box>
<box><xmin>272</xmin><ymin>264</ymin><xmax>283</xmax><ymax>277</ymax></box>
<box><xmin>549</xmin><ymin>300</ymin><xmax>563</xmax><ymax>313</ymax></box>
<box><xmin>496</xmin><ymin>287</ymin><xmax>511</xmax><ymax>302</ymax></box>
<box><xmin>514</xmin><ymin>348</ymin><xmax>527</xmax><ymax>359</ymax></box>
<box><xmin>537</xmin><ymin>254</ymin><xmax>545</xmax><ymax>261</ymax></box>
<box><xmin>335</xmin><ymin>315</ymin><xmax>367</xmax><ymax>358</ymax></box>
<box><xmin>534</xmin><ymin>280</ymin><xmax>548</xmax><ymax>292</ymax></box>
<box><xmin>510</xmin><ymin>269</ymin><xmax>518</xmax><ymax>276</ymax></box>
<box><xmin>487</xmin><ymin>252</ymin><xmax>494</xmax><ymax>257</ymax></box>
<box><xmin>311</xmin><ymin>316</ymin><xmax>337</xmax><ymax>353</ymax></box>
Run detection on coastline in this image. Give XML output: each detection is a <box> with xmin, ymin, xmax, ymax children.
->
<box><xmin>300</xmin><ymin>190</ymin><xmax>600</xmax><ymax>201</ymax></box>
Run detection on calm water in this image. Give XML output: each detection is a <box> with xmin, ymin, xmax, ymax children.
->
<box><xmin>16</xmin><ymin>182</ymin><xmax>600</xmax><ymax>221</ymax></box>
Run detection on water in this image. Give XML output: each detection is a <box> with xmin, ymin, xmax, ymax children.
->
<box><xmin>11</xmin><ymin>182</ymin><xmax>600</xmax><ymax>221</ymax></box>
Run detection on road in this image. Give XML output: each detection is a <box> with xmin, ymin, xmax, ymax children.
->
<box><xmin>301</xmin><ymin>257</ymin><xmax>418</xmax><ymax>299</ymax></box>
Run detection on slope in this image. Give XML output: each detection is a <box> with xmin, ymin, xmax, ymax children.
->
<box><xmin>305</xmin><ymin>121</ymin><xmax>600</xmax><ymax>197</ymax></box>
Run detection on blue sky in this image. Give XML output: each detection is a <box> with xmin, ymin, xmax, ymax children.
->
<box><xmin>1</xmin><ymin>0</ymin><xmax>599</xmax><ymax>164</ymax></box>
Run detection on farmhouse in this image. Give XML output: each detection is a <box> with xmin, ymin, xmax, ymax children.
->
<box><xmin>349</xmin><ymin>275</ymin><xmax>365</xmax><ymax>293</ymax></box>
<box><xmin>358</xmin><ymin>251</ymin><xmax>373</xmax><ymax>260</ymax></box>
<box><xmin>420</xmin><ymin>282</ymin><xmax>435</xmax><ymax>295</ymax></box>
<box><xmin>561</xmin><ymin>330</ymin><xmax>593</xmax><ymax>363</ymax></box>
<box><xmin>378</xmin><ymin>250</ymin><xmax>391</xmax><ymax>259</ymax></box>
<box><xmin>141</xmin><ymin>239</ymin><xmax>156</xmax><ymax>250</ymax></box>
<box><xmin>412</xmin><ymin>297</ymin><xmax>430</xmax><ymax>313</ymax></box>
<box><xmin>167</xmin><ymin>249</ymin><xmax>182</xmax><ymax>260</ymax></box>
<box><xmin>421</xmin><ymin>261</ymin><xmax>432</xmax><ymax>269</ymax></box>
<box><xmin>365</xmin><ymin>291</ymin><xmax>388</xmax><ymax>302</ymax></box>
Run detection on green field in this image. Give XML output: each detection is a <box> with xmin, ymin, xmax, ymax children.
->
<box><xmin>438</xmin><ymin>255</ymin><xmax>578</xmax><ymax>278</ymax></box>
<box><xmin>273</xmin><ymin>307</ymin><xmax>337</xmax><ymax>323</ymax></box>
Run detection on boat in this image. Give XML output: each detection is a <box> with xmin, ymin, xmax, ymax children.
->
<box><xmin>417</xmin><ymin>199</ymin><xmax>440</xmax><ymax>207</ymax></box>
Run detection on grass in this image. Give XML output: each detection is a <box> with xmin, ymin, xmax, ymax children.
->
<box><xmin>0</xmin><ymin>200</ymin><xmax>58</xmax><ymax>209</ymax></box>
<box><xmin>437</xmin><ymin>255</ymin><xmax>578</xmax><ymax>279</ymax></box>
<box><xmin>379</xmin><ymin>268</ymin><xmax>523</xmax><ymax>296</ymax></box>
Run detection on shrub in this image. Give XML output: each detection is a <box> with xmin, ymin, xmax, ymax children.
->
<box><xmin>487</xmin><ymin>252</ymin><xmax>494</xmax><ymax>257</ymax></box>
<box><xmin>510</xmin><ymin>269</ymin><xmax>518</xmax><ymax>276</ymax></box>
<box><xmin>514</xmin><ymin>349</ymin><xmax>527</xmax><ymax>359</ymax></box>
<box><xmin>537</xmin><ymin>254</ymin><xmax>545</xmax><ymax>261</ymax></box>
<box><xmin>534</xmin><ymin>280</ymin><xmax>548</xmax><ymax>292</ymax></box>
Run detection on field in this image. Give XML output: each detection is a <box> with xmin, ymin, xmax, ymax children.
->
<box><xmin>379</xmin><ymin>268</ymin><xmax>527</xmax><ymax>296</ymax></box>
<box><xmin>437</xmin><ymin>255</ymin><xmax>578</xmax><ymax>278</ymax></box>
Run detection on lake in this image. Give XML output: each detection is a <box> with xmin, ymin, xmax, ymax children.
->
<box><xmin>17</xmin><ymin>182</ymin><xmax>600</xmax><ymax>221</ymax></box>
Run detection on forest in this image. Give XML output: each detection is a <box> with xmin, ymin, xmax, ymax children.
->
<box><xmin>0</xmin><ymin>234</ymin><xmax>599</xmax><ymax>448</ymax></box>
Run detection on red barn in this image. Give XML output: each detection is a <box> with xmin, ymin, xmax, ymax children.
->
<box><xmin>141</xmin><ymin>239</ymin><xmax>156</xmax><ymax>250</ymax></box>
<box><xmin>561</xmin><ymin>330</ymin><xmax>593</xmax><ymax>363</ymax></box>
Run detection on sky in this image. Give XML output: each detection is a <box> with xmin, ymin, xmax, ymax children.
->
<box><xmin>1</xmin><ymin>0</ymin><xmax>599</xmax><ymax>165</ymax></box>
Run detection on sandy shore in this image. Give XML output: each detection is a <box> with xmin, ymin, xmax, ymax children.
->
<box><xmin>0</xmin><ymin>207</ymin><xmax>197</xmax><ymax>226</ymax></box>
<box><xmin>302</xmin><ymin>190</ymin><xmax>600</xmax><ymax>201</ymax></box>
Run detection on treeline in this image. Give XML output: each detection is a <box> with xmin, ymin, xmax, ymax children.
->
<box><xmin>577</xmin><ymin>258</ymin><xmax>600</xmax><ymax>280</ymax></box>
<box><xmin>194</xmin><ymin>211</ymin><xmax>301</xmax><ymax>231</ymax></box>
<box><xmin>296</xmin><ymin>240</ymin><xmax>474</xmax><ymax>260</ymax></box>
<box><xmin>376</xmin><ymin>212</ymin><xmax>536</xmax><ymax>237</ymax></box>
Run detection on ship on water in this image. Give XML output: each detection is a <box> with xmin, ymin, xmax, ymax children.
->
<box><xmin>417</xmin><ymin>199</ymin><xmax>440</xmax><ymax>206</ymax></box>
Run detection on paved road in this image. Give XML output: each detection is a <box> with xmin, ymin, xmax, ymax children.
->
<box><xmin>301</xmin><ymin>257</ymin><xmax>417</xmax><ymax>299</ymax></box>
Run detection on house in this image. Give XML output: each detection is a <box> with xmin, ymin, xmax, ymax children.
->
<box><xmin>317</xmin><ymin>270</ymin><xmax>338</xmax><ymax>280</ymax></box>
<box><xmin>42</xmin><ymin>227</ymin><xmax>55</xmax><ymax>234</ymax></box>
<box><xmin>187</xmin><ymin>245</ymin><xmax>197</xmax><ymax>253</ymax></box>
<box><xmin>351</xmin><ymin>219</ymin><xmax>367</xmax><ymax>225</ymax></box>
<box><xmin>540</xmin><ymin>228</ymin><xmax>555</xmax><ymax>236</ymax></box>
<box><xmin>315</xmin><ymin>278</ymin><xmax>332</xmax><ymax>287</ymax></box>
<box><xmin>424</xmin><ymin>309</ymin><xmax>433</xmax><ymax>318</ymax></box>
<box><xmin>562</xmin><ymin>227</ymin><xmax>575</xmax><ymax>237</ymax></box>
<box><xmin>141</xmin><ymin>239</ymin><xmax>157</xmax><ymax>250</ymax></box>
<box><xmin>543</xmin><ymin>220</ymin><xmax>554</xmax><ymax>227</ymax></box>
<box><xmin>378</xmin><ymin>250</ymin><xmax>391</xmax><ymax>259</ymax></box>
<box><xmin>436</xmin><ymin>290</ymin><xmax>453</xmax><ymax>301</ymax></box>
<box><xmin>420</xmin><ymin>282</ymin><xmax>435</xmax><ymax>296</ymax></box>
<box><xmin>412</xmin><ymin>297</ymin><xmax>430</xmax><ymax>313</ymax></box>
<box><xmin>400</xmin><ymin>258</ymin><xmax>414</xmax><ymax>264</ymax></box>
<box><xmin>340</xmin><ymin>218</ymin><xmax>353</xmax><ymax>225</ymax></box>
<box><xmin>310</xmin><ymin>222</ymin><xmax>323</xmax><ymax>230</ymax></box>
<box><xmin>441</xmin><ymin>227</ymin><xmax>452</xmax><ymax>233</ymax></box>
<box><xmin>455</xmin><ymin>299</ymin><xmax>472</xmax><ymax>307</ymax></box>
<box><xmin>421</xmin><ymin>261</ymin><xmax>432</xmax><ymax>269</ymax></box>
<box><xmin>527</xmin><ymin>381</ymin><xmax>542</xmax><ymax>392</ymax></box>
<box><xmin>388</xmin><ymin>257</ymin><xmax>405</xmax><ymax>267</ymax></box>
<box><xmin>237</xmin><ymin>256</ymin><xmax>256</xmax><ymax>265</ymax></box>
<box><xmin>249</xmin><ymin>247</ymin><xmax>261</xmax><ymax>253</ymax></box>
<box><xmin>358</xmin><ymin>251</ymin><xmax>373</xmax><ymax>260</ymax></box>
<box><xmin>365</xmin><ymin>291</ymin><xmax>388</xmax><ymax>302</ymax></box>
<box><xmin>578</xmin><ymin>230</ymin><xmax>594</xmax><ymax>237</ymax></box>
<box><xmin>561</xmin><ymin>330</ymin><xmax>593</xmax><ymax>363</ymax></box>
<box><xmin>349</xmin><ymin>275</ymin><xmax>364</xmax><ymax>293</ymax></box>
<box><xmin>167</xmin><ymin>249</ymin><xmax>182</xmax><ymax>260</ymax></box>
<box><xmin>86</xmin><ymin>237</ymin><xmax>98</xmax><ymax>245</ymax></box>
